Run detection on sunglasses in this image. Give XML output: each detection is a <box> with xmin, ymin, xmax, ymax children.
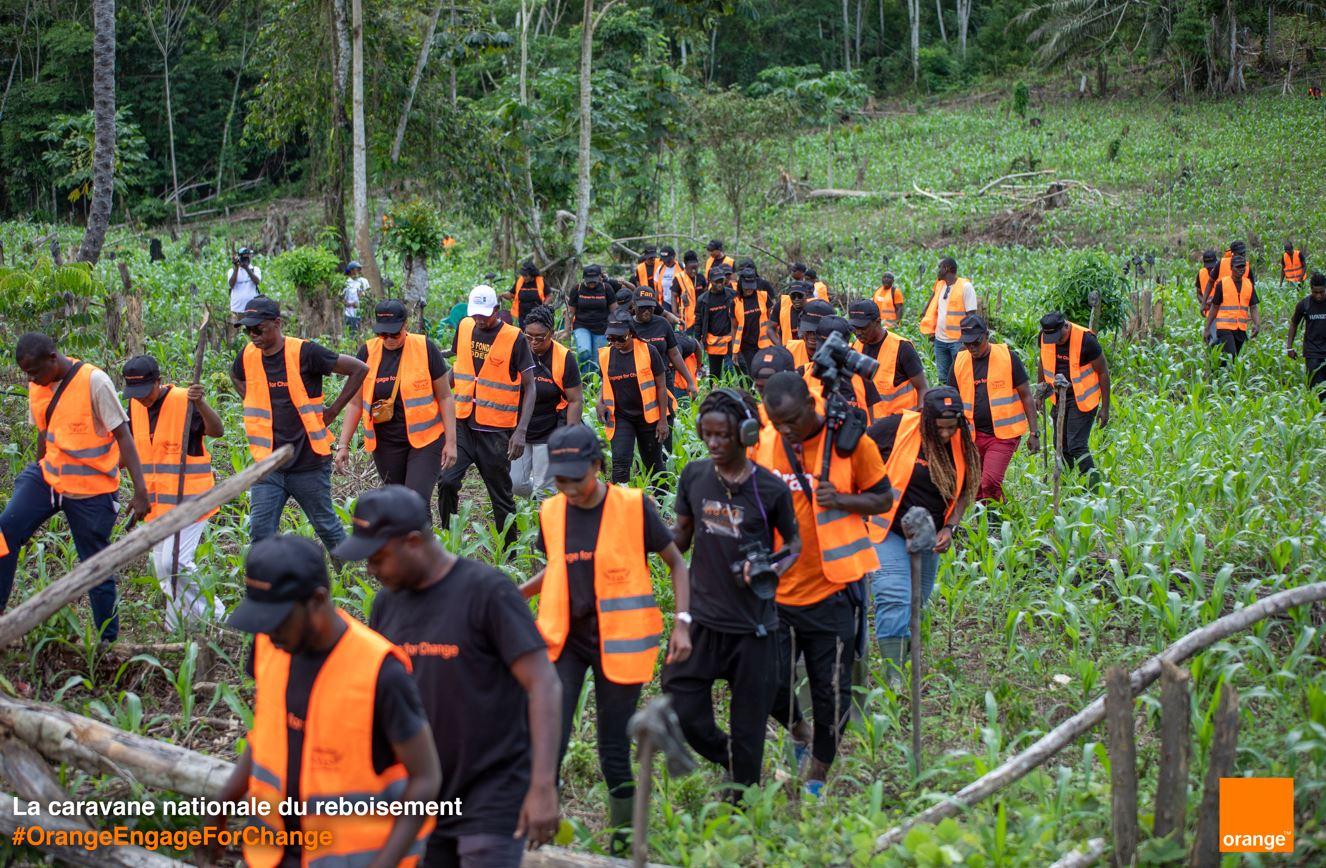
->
<box><xmin>380</xmin><ymin>328</ymin><xmax>406</xmax><ymax>339</ymax></box>
<box><xmin>244</xmin><ymin>323</ymin><xmax>269</xmax><ymax>336</ymax></box>
<box><xmin>607</xmin><ymin>333</ymin><xmax>631</xmax><ymax>343</ymax></box>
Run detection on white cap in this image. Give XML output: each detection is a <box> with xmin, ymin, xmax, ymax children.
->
<box><xmin>468</xmin><ymin>284</ymin><xmax>498</xmax><ymax>316</ymax></box>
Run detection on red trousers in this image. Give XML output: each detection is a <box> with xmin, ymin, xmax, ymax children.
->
<box><xmin>974</xmin><ymin>430</ymin><xmax>1021</xmax><ymax>502</ymax></box>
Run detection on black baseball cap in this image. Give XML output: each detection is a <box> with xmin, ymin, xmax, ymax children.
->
<box><xmin>788</xmin><ymin>281</ymin><xmax>809</xmax><ymax>298</ymax></box>
<box><xmin>121</xmin><ymin>355</ymin><xmax>160</xmax><ymax>399</ymax></box>
<box><xmin>373</xmin><ymin>299</ymin><xmax>408</xmax><ymax>334</ymax></box>
<box><xmin>817</xmin><ymin>315</ymin><xmax>852</xmax><ymax>339</ymax></box>
<box><xmin>799</xmin><ymin>299</ymin><xmax>835</xmax><ymax>334</ymax></box>
<box><xmin>707</xmin><ymin>239</ymin><xmax>724</xmax><ymax>251</ymax></box>
<box><xmin>237</xmin><ymin>247</ymin><xmax>254</xmax><ymax>257</ymax></box>
<box><xmin>751</xmin><ymin>346</ymin><xmax>796</xmax><ymax>378</ymax></box>
<box><xmin>227</xmin><ymin>535</ymin><xmax>329</xmax><ymax>634</ymax></box>
<box><xmin>683</xmin><ymin>250</ymin><xmax>698</xmax><ymax>263</ymax></box>
<box><xmin>960</xmin><ymin>313</ymin><xmax>989</xmax><ymax>341</ymax></box>
<box><xmin>583</xmin><ymin>264</ymin><xmax>603</xmax><ymax>279</ymax></box>
<box><xmin>923</xmin><ymin>386</ymin><xmax>964</xmax><ymax>419</ymax></box>
<box><xmin>237</xmin><ymin>297</ymin><xmax>281</xmax><ymax>327</ymax></box>
<box><xmin>605</xmin><ymin>310</ymin><xmax>633</xmax><ymax>336</ymax></box>
<box><xmin>332</xmin><ymin>485</ymin><xmax>431</xmax><ymax>561</ymax></box>
<box><xmin>738</xmin><ymin>267</ymin><xmax>757</xmax><ymax>286</ymax></box>
<box><xmin>1202</xmin><ymin>249</ymin><xmax>1218</xmax><ymax>264</ymax></box>
<box><xmin>660</xmin><ymin>245</ymin><xmax>676</xmax><ymax>257</ymax></box>
<box><xmin>547</xmin><ymin>424</ymin><xmax>602</xmax><ymax>478</ymax></box>
<box><xmin>634</xmin><ymin>288</ymin><xmax>658</xmax><ymax>308</ymax></box>
<box><xmin>792</xmin><ymin>262</ymin><xmax>808</xmax><ymax>273</ymax></box>
<box><xmin>1040</xmin><ymin>312</ymin><xmax>1067</xmax><ymax>337</ymax></box>
<box><xmin>1229</xmin><ymin>240</ymin><xmax>1246</xmax><ymax>254</ymax></box>
<box><xmin>847</xmin><ymin>299</ymin><xmax>880</xmax><ymax>327</ymax></box>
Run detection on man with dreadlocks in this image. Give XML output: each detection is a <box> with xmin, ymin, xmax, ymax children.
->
<box><xmin>865</xmin><ymin>387</ymin><xmax>979</xmax><ymax>684</ymax></box>
<box><xmin>663</xmin><ymin>388</ymin><xmax>800</xmax><ymax>795</ymax></box>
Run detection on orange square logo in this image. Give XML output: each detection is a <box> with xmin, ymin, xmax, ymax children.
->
<box><xmin>1219</xmin><ymin>777</ymin><xmax>1293</xmax><ymax>853</ymax></box>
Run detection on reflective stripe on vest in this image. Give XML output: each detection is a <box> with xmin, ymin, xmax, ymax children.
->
<box><xmin>245</xmin><ymin>611</ymin><xmax>433</xmax><ymax>868</ymax></box>
<box><xmin>873</xmin><ymin>286</ymin><xmax>902</xmax><ymax>327</ymax></box>
<box><xmin>511</xmin><ymin>275</ymin><xmax>546</xmax><ymax>321</ymax></box>
<box><xmin>953</xmin><ymin>344</ymin><xmax>1028</xmax><ymax>440</ymax></box>
<box><xmin>856</xmin><ymin>333</ymin><xmax>921</xmax><ymax>418</ymax></box>
<box><xmin>361</xmin><ymin>333</ymin><xmax>444</xmax><ymax>452</ymax></box>
<box><xmin>131</xmin><ymin>385</ymin><xmax>217</xmax><ymax>522</ymax></box>
<box><xmin>1284</xmin><ymin>251</ymin><xmax>1305</xmax><ymax>283</ymax></box>
<box><xmin>535</xmin><ymin>487</ymin><xmax>663</xmax><ymax>684</ymax></box>
<box><xmin>919</xmin><ymin>279</ymin><xmax>970</xmax><ymax>340</ymax></box>
<box><xmin>598</xmin><ymin>342</ymin><xmax>660</xmax><ymax>440</ymax></box>
<box><xmin>452</xmin><ymin>318</ymin><xmax>523</xmax><ymax>428</ymax></box>
<box><xmin>241</xmin><ymin>338</ymin><xmax>332</xmax><ymax>460</ymax></box>
<box><xmin>732</xmin><ymin>290</ymin><xmax>773</xmax><ymax>355</ymax></box>
<box><xmin>870</xmin><ymin>411</ymin><xmax>965</xmax><ymax>542</ymax></box>
<box><xmin>28</xmin><ymin>361</ymin><xmax>121</xmax><ymax>496</ymax></box>
<box><xmin>1040</xmin><ymin>322</ymin><xmax>1102</xmax><ymax>412</ymax></box>
<box><xmin>1213</xmin><ymin>276</ymin><xmax>1254</xmax><ymax>333</ymax></box>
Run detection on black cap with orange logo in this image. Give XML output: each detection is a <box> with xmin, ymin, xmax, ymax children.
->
<box><xmin>227</xmin><ymin>535</ymin><xmax>329</xmax><ymax>634</ymax></box>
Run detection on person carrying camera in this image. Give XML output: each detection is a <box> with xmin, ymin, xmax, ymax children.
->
<box><xmin>663</xmin><ymin>389</ymin><xmax>801</xmax><ymax>794</ymax></box>
<box><xmin>848</xmin><ymin>299</ymin><xmax>927</xmax><ymax>419</ymax></box>
<box><xmin>227</xmin><ymin>246</ymin><xmax>262</xmax><ymax>317</ymax></box>
<box><xmin>756</xmin><ymin>371</ymin><xmax>891</xmax><ymax>797</ymax></box>
<box><xmin>519</xmin><ymin>424</ymin><xmax>690</xmax><ymax>852</ymax></box>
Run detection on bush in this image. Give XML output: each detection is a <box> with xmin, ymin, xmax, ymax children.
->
<box><xmin>382</xmin><ymin>199</ymin><xmax>448</xmax><ymax>261</ymax></box>
<box><xmin>1039</xmin><ymin>252</ymin><xmax>1128</xmax><ymax>333</ymax></box>
<box><xmin>917</xmin><ymin>46</ymin><xmax>965</xmax><ymax>95</ymax></box>
<box><xmin>272</xmin><ymin>246</ymin><xmax>342</xmax><ymax>336</ymax></box>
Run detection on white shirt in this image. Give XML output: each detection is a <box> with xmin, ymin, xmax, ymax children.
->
<box><xmin>344</xmin><ymin>276</ymin><xmax>370</xmax><ymax>316</ymax></box>
<box><xmin>659</xmin><ymin>265</ymin><xmax>677</xmax><ymax>309</ymax></box>
<box><xmin>936</xmin><ymin>277</ymin><xmax>977</xmax><ymax>342</ymax></box>
<box><xmin>228</xmin><ymin>265</ymin><xmax>263</xmax><ymax>313</ymax></box>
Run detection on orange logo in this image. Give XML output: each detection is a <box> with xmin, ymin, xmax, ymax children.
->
<box><xmin>1219</xmin><ymin>777</ymin><xmax>1293</xmax><ymax>852</ymax></box>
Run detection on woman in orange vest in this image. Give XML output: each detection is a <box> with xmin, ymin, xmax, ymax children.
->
<box><xmin>1282</xmin><ymin>242</ymin><xmax>1307</xmax><ymax>286</ymax></box>
<box><xmin>514</xmin><ymin>305</ymin><xmax>583</xmax><ymax>498</ymax></box>
<box><xmin>520</xmin><ymin>424</ymin><xmax>690</xmax><ymax>848</ymax></box>
<box><xmin>872</xmin><ymin>273</ymin><xmax>905</xmax><ymax>327</ymax></box>
<box><xmin>597</xmin><ymin>312</ymin><xmax>669</xmax><ymax>483</ymax></box>
<box><xmin>1039</xmin><ymin>312</ymin><xmax>1111</xmax><ymax>487</ymax></box>
<box><xmin>336</xmin><ymin>300</ymin><xmax>457</xmax><ymax>515</ymax></box>
<box><xmin>121</xmin><ymin>354</ymin><xmax>226</xmax><ymax>629</ymax></box>
<box><xmin>504</xmin><ymin>260</ymin><xmax>547</xmax><ymax>327</ymax></box>
<box><xmin>919</xmin><ymin>257</ymin><xmax>977</xmax><ymax>384</ymax></box>
<box><xmin>1204</xmin><ymin>255</ymin><xmax>1261</xmax><ymax>362</ymax></box>
<box><xmin>864</xmin><ymin>388</ymin><xmax>979</xmax><ymax>682</ymax></box>
<box><xmin>651</xmin><ymin>246</ymin><xmax>696</xmax><ymax>328</ymax></box>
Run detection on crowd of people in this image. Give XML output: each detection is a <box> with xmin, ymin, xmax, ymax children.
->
<box><xmin>0</xmin><ymin>238</ymin><xmax>1322</xmax><ymax>868</ymax></box>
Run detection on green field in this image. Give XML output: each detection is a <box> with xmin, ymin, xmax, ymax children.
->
<box><xmin>2</xmin><ymin>91</ymin><xmax>1325</xmax><ymax>866</ymax></box>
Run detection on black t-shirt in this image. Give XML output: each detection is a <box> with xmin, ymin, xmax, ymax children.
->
<box><xmin>569</xmin><ymin>281</ymin><xmax>612</xmax><ymax>334</ymax></box>
<box><xmin>786</xmin><ymin>304</ymin><xmax>803</xmax><ymax>338</ymax></box>
<box><xmin>630</xmin><ymin>316</ymin><xmax>679</xmax><ymax>380</ymax></box>
<box><xmin>860</xmin><ymin>337</ymin><xmax>925</xmax><ymax>386</ymax></box>
<box><xmin>354</xmin><ymin>339</ymin><xmax>449</xmax><ymax>447</ymax></box>
<box><xmin>1051</xmin><ymin>332</ymin><xmax>1103</xmax><ymax>409</ymax></box>
<box><xmin>231</xmin><ymin>339</ymin><xmax>341</xmax><ymax>472</ymax></box>
<box><xmin>676</xmin><ymin>333</ymin><xmax>700</xmax><ymax>374</ymax></box>
<box><xmin>143</xmin><ymin>389</ymin><xmax>207</xmax><ymax>456</ymax></box>
<box><xmin>369</xmin><ymin>559</ymin><xmax>547</xmax><ymax>837</ymax></box>
<box><xmin>527</xmin><ymin>347</ymin><xmax>583</xmax><ymax>444</ymax></box>
<box><xmin>737</xmin><ymin>292</ymin><xmax>764</xmax><ymax>351</ymax></box>
<box><xmin>947</xmin><ymin>348</ymin><xmax>1029</xmax><ymax>435</ymax></box>
<box><xmin>868</xmin><ymin>415</ymin><xmax>948</xmax><ymax>537</ymax></box>
<box><xmin>675</xmin><ymin>461</ymin><xmax>798</xmax><ymax>634</ymax></box>
<box><xmin>606</xmin><ymin>342</ymin><xmax>665</xmax><ymax>419</ymax></box>
<box><xmin>1293</xmin><ymin>296</ymin><xmax>1326</xmax><ymax>357</ymax></box>
<box><xmin>450</xmin><ymin>321</ymin><xmax>535</xmax><ymax>432</ymax></box>
<box><xmin>513</xmin><ymin>278</ymin><xmax>544</xmax><ymax>324</ymax></box>
<box><xmin>695</xmin><ymin>288</ymin><xmax>735</xmax><ymax>338</ymax></box>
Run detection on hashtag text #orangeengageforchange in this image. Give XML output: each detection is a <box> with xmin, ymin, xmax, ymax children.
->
<box><xmin>10</xmin><ymin>825</ymin><xmax>334</xmax><ymax>852</ymax></box>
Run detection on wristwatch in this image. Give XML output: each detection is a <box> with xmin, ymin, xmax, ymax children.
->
<box><xmin>675</xmin><ymin>612</ymin><xmax>693</xmax><ymax>625</ymax></box>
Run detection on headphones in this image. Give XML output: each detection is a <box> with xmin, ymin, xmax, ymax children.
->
<box><xmin>703</xmin><ymin>387</ymin><xmax>762</xmax><ymax>448</ymax></box>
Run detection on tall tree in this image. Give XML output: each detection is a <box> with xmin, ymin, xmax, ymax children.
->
<box><xmin>841</xmin><ymin>0</ymin><xmax>852</xmax><ymax>71</ymax></box>
<box><xmin>351</xmin><ymin>0</ymin><xmax>382</xmax><ymax>292</ymax></box>
<box><xmin>956</xmin><ymin>0</ymin><xmax>972</xmax><ymax>58</ymax></box>
<box><xmin>78</xmin><ymin>0</ymin><xmax>115</xmax><ymax>265</ymax></box>
<box><xmin>908</xmin><ymin>0</ymin><xmax>921</xmax><ymax>83</ymax></box>
<box><xmin>573</xmin><ymin>0</ymin><xmax>612</xmax><ymax>258</ymax></box>
<box><xmin>391</xmin><ymin>0</ymin><xmax>446</xmax><ymax>163</ymax></box>
<box><xmin>142</xmin><ymin>0</ymin><xmax>195</xmax><ymax>228</ymax></box>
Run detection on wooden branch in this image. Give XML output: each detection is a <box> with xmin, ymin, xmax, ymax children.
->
<box><xmin>975</xmin><ymin>169</ymin><xmax>1056</xmax><ymax>196</ymax></box>
<box><xmin>803</xmin><ymin>188</ymin><xmax>890</xmax><ymax>200</ymax></box>
<box><xmin>1105</xmin><ymin>667</ymin><xmax>1137</xmax><ymax>868</ymax></box>
<box><xmin>1047</xmin><ymin>838</ymin><xmax>1107</xmax><ymax>868</ymax></box>
<box><xmin>0</xmin><ymin>446</ymin><xmax>293</xmax><ymax>650</ymax></box>
<box><xmin>910</xmin><ymin>181</ymin><xmax>957</xmax><ymax>207</ymax></box>
<box><xmin>521</xmin><ymin>847</ymin><xmax>668</xmax><ymax>867</ymax></box>
<box><xmin>1154</xmin><ymin>661</ymin><xmax>1190</xmax><ymax>844</ymax></box>
<box><xmin>1190</xmin><ymin>685</ymin><xmax>1239</xmax><ymax>868</ymax></box>
<box><xmin>874</xmin><ymin>581</ymin><xmax>1326</xmax><ymax>853</ymax></box>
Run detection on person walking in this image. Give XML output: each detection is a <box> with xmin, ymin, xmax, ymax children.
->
<box><xmin>948</xmin><ymin>315</ymin><xmax>1038</xmax><ymax>502</ymax></box>
<box><xmin>804</xmin><ymin>316</ymin><xmax>881</xmax><ymax>421</ymax></box>
<box><xmin>210</xmin><ymin>534</ymin><xmax>441</xmax><ymax>868</ymax></box>
<box><xmin>777</xmin><ymin>282</ymin><xmax>810</xmax><ymax>345</ymax></box>
<box><xmin>872</xmin><ymin>273</ymin><xmax>905</xmax><ymax>328</ymax></box>
<box><xmin>704</xmin><ymin>239</ymin><xmax>735</xmax><ymax>280</ymax></box>
<box><xmin>506</xmin><ymin>261</ymin><xmax>548</xmax><ymax>328</ymax></box>
<box><xmin>805</xmin><ymin>268</ymin><xmax>830</xmax><ymax>301</ymax></box>
<box><xmin>230</xmin><ymin>297</ymin><xmax>368</xmax><ymax>552</ymax></box>
<box><xmin>635</xmin><ymin>245</ymin><xmax>660</xmax><ymax>288</ymax></box>
<box><xmin>1038</xmin><ymin>312</ymin><xmax>1111</xmax><ymax>486</ymax></box>
<box><xmin>694</xmin><ymin>271</ymin><xmax>736</xmax><ymax>380</ymax></box>
<box><xmin>864</xmin><ymin>389</ymin><xmax>978</xmax><ymax>683</ymax></box>
<box><xmin>663</xmin><ymin>389</ymin><xmax>800</xmax><ymax>795</ymax></box>
<box><xmin>630</xmin><ymin>289</ymin><xmax>699</xmax><ymax>398</ymax></box>
<box><xmin>1</xmin><ymin>333</ymin><xmax>150</xmax><ymax>643</ymax></box>
<box><xmin>122</xmin><ymin>354</ymin><xmax>226</xmax><ymax>628</ymax></box>
<box><xmin>336</xmin><ymin>300</ymin><xmax>457</xmax><ymax>513</ymax></box>
<box><xmin>674</xmin><ymin>331</ymin><xmax>702</xmax><ymax>402</ymax></box>
<box><xmin>848</xmin><ymin>299</ymin><xmax>927</xmax><ymax>419</ymax></box>
<box><xmin>514</xmin><ymin>305</ymin><xmax>583</xmax><ymax>499</ymax></box>
<box><xmin>1287</xmin><ymin>272</ymin><xmax>1326</xmax><ymax>402</ymax></box>
<box><xmin>343</xmin><ymin>261</ymin><xmax>369</xmax><ymax>333</ymax></box>
<box><xmin>1196</xmin><ymin>250</ymin><xmax>1220</xmax><ymax>343</ymax></box>
<box><xmin>1282</xmin><ymin>243</ymin><xmax>1307</xmax><ymax>288</ymax></box>
<box><xmin>732</xmin><ymin>267</ymin><xmax>774</xmax><ymax>377</ymax></box>
<box><xmin>756</xmin><ymin>372</ymin><xmax>891</xmax><ymax>796</ymax></box>
<box><xmin>519</xmin><ymin>425</ymin><xmax>690</xmax><ymax>849</ymax></box>
<box><xmin>227</xmin><ymin>246</ymin><xmax>262</xmax><ymax>317</ymax></box>
<box><xmin>335</xmin><ymin>487</ymin><xmax>563</xmax><ymax>866</ymax></box>
<box><xmin>919</xmin><ymin>257</ymin><xmax>977</xmax><ymax>384</ymax></box>
<box><xmin>597</xmin><ymin>312</ymin><xmax>669</xmax><ymax>484</ymax></box>
<box><xmin>1205</xmin><ymin>255</ymin><xmax>1261</xmax><ymax>361</ymax></box>
<box><xmin>565</xmin><ymin>265</ymin><xmax>614</xmax><ymax>374</ymax></box>
<box><xmin>651</xmin><ymin>246</ymin><xmax>697</xmax><ymax>329</ymax></box>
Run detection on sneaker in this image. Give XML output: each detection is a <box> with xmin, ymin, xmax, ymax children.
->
<box><xmin>803</xmin><ymin>779</ymin><xmax>825</xmax><ymax>799</ymax></box>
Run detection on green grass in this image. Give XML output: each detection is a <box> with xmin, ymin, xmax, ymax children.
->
<box><xmin>2</xmin><ymin>91</ymin><xmax>1326</xmax><ymax>866</ymax></box>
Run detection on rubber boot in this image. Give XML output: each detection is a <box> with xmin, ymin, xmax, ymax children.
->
<box><xmin>608</xmin><ymin>794</ymin><xmax>634</xmax><ymax>857</ymax></box>
<box><xmin>877</xmin><ymin>637</ymin><xmax>907</xmax><ymax>689</ymax></box>
<box><xmin>849</xmin><ymin>657</ymin><xmax>868</xmax><ymax>723</ymax></box>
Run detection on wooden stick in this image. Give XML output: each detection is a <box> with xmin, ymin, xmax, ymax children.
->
<box><xmin>1154</xmin><ymin>661</ymin><xmax>1190</xmax><ymax>844</ymax></box>
<box><xmin>1189</xmin><ymin>685</ymin><xmax>1239</xmax><ymax>868</ymax></box>
<box><xmin>0</xmin><ymin>446</ymin><xmax>293</xmax><ymax>650</ymax></box>
<box><xmin>909</xmin><ymin>547</ymin><xmax>924</xmax><ymax>776</ymax></box>
<box><xmin>631</xmin><ymin>737</ymin><xmax>654</xmax><ymax>868</ymax></box>
<box><xmin>521</xmin><ymin>850</ymin><xmax>667</xmax><ymax>867</ymax></box>
<box><xmin>975</xmin><ymin>169</ymin><xmax>1057</xmax><ymax>197</ymax></box>
<box><xmin>1047</xmin><ymin>838</ymin><xmax>1107</xmax><ymax>868</ymax></box>
<box><xmin>873</xmin><ymin>581</ymin><xmax>1326</xmax><ymax>853</ymax></box>
<box><xmin>1105</xmin><ymin>667</ymin><xmax>1137</xmax><ymax>867</ymax></box>
<box><xmin>168</xmin><ymin>304</ymin><xmax>211</xmax><ymax>600</ymax></box>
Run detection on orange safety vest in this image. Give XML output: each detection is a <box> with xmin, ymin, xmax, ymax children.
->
<box><xmin>813</xmin><ymin>281</ymin><xmax>830</xmax><ymax>301</ymax></box>
<box><xmin>1197</xmin><ymin>266</ymin><xmax>1218</xmax><ymax>313</ymax></box>
<box><xmin>1212</xmin><ymin>276</ymin><xmax>1255</xmax><ymax>333</ymax></box>
<box><xmin>29</xmin><ymin>361</ymin><xmax>121</xmax><ymax>496</ymax></box>
<box><xmin>868</xmin><ymin>411</ymin><xmax>965</xmax><ymax>542</ymax></box>
<box><xmin>952</xmin><ymin>344</ymin><xmax>1028</xmax><ymax>439</ymax></box>
<box><xmin>535</xmin><ymin>486</ymin><xmax>663</xmax><ymax>684</ymax></box>
<box><xmin>598</xmin><ymin>342</ymin><xmax>660</xmax><ymax>439</ymax></box>
<box><xmin>674</xmin><ymin>347</ymin><xmax>698</xmax><ymax>390</ymax></box>
<box><xmin>1283</xmin><ymin>250</ymin><xmax>1305</xmax><ymax>283</ymax></box>
<box><xmin>753</xmin><ymin>428</ymin><xmax>879</xmax><ymax>601</ymax></box>
<box><xmin>361</xmin><ymin>333</ymin><xmax>445</xmax><ymax>452</ymax></box>
<box><xmin>511</xmin><ymin>275</ymin><xmax>546</xmax><ymax>321</ymax></box>
<box><xmin>246</xmin><ymin>610</ymin><xmax>433</xmax><ymax>868</ymax></box>
<box><xmin>873</xmin><ymin>285</ymin><xmax>904</xmax><ymax>327</ymax></box>
<box><xmin>1040</xmin><ymin>322</ymin><xmax>1102</xmax><ymax>412</ymax></box>
<box><xmin>919</xmin><ymin>278</ymin><xmax>971</xmax><ymax>341</ymax></box>
<box><xmin>453</xmin><ymin>318</ymin><xmax>523</xmax><ymax>428</ymax></box>
<box><xmin>778</xmin><ymin>295</ymin><xmax>803</xmax><ymax>342</ymax></box>
<box><xmin>786</xmin><ymin>339</ymin><xmax>810</xmax><ymax>370</ymax></box>
<box><xmin>1217</xmin><ymin>250</ymin><xmax>1234</xmax><ymax>281</ymax></box>
<box><xmin>704</xmin><ymin>254</ymin><xmax>734</xmax><ymax>279</ymax></box>
<box><xmin>732</xmin><ymin>290</ymin><xmax>773</xmax><ymax>354</ymax></box>
<box><xmin>242</xmin><ymin>339</ymin><xmax>332</xmax><ymax>460</ymax></box>
<box><xmin>854</xmin><ymin>333</ymin><xmax>920</xmax><ymax>418</ymax></box>
<box><xmin>131</xmin><ymin>385</ymin><xmax>216</xmax><ymax>522</ymax></box>
<box><xmin>542</xmin><ymin>341</ymin><xmax>572</xmax><ymax>411</ymax></box>
<box><xmin>635</xmin><ymin>259</ymin><xmax>659</xmax><ymax>289</ymax></box>
<box><xmin>651</xmin><ymin>265</ymin><xmax>696</xmax><ymax>329</ymax></box>
<box><xmin>0</xmin><ymin>529</ymin><xmax>9</xmax><ymax>558</ymax></box>
<box><xmin>803</xmin><ymin>367</ymin><xmax>873</xmax><ymax>422</ymax></box>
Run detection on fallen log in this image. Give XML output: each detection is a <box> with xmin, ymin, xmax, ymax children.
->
<box><xmin>0</xmin><ymin>794</ymin><xmax>184</xmax><ymax>867</ymax></box>
<box><xmin>873</xmin><ymin>580</ymin><xmax>1326</xmax><ymax>852</ymax></box>
<box><xmin>0</xmin><ymin>446</ymin><xmax>293</xmax><ymax>650</ymax></box>
<box><xmin>522</xmin><ymin>848</ymin><xmax>669</xmax><ymax>867</ymax></box>
<box><xmin>1047</xmin><ymin>838</ymin><xmax>1107</xmax><ymax>868</ymax></box>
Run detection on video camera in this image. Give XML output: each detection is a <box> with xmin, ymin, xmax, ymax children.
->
<box><xmin>811</xmin><ymin>329</ymin><xmax>875</xmax><ymax>458</ymax></box>
<box><xmin>731</xmin><ymin>539</ymin><xmax>778</xmax><ymax>602</ymax></box>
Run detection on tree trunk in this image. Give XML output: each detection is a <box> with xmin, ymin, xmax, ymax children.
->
<box><xmin>935</xmin><ymin>0</ymin><xmax>946</xmax><ymax>44</ymax></box>
<box><xmin>1265</xmin><ymin>4</ymin><xmax>1273</xmax><ymax>65</ymax></box>
<box><xmin>215</xmin><ymin>26</ymin><xmax>253</xmax><ymax>198</ymax></box>
<box><xmin>162</xmin><ymin>50</ymin><xmax>182</xmax><ymax>227</ymax></box>
<box><xmin>351</xmin><ymin>0</ymin><xmax>382</xmax><ymax>293</ymax></box>
<box><xmin>841</xmin><ymin>0</ymin><xmax>851</xmax><ymax>72</ymax></box>
<box><xmin>78</xmin><ymin>0</ymin><xmax>115</xmax><ymax>265</ymax></box>
<box><xmin>854</xmin><ymin>0</ymin><xmax>863</xmax><ymax>68</ymax></box>
<box><xmin>331</xmin><ymin>0</ymin><xmax>350</xmax><ymax>99</ymax></box>
<box><xmin>572</xmin><ymin>0</ymin><xmax>594</xmax><ymax>258</ymax></box>
<box><xmin>390</xmin><ymin>0</ymin><xmax>445</xmax><ymax>163</ymax></box>
<box><xmin>908</xmin><ymin>0</ymin><xmax>920</xmax><ymax>84</ymax></box>
<box><xmin>448</xmin><ymin>4</ymin><xmax>457</xmax><ymax>106</ymax></box>
<box><xmin>957</xmin><ymin>0</ymin><xmax>970</xmax><ymax>59</ymax></box>
<box><xmin>517</xmin><ymin>0</ymin><xmax>547</xmax><ymax>264</ymax></box>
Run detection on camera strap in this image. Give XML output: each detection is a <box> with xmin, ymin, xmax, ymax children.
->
<box><xmin>778</xmin><ymin>435</ymin><xmax>816</xmax><ymax>508</ymax></box>
<box><xmin>45</xmin><ymin>361</ymin><xmax>85</xmax><ymax>429</ymax></box>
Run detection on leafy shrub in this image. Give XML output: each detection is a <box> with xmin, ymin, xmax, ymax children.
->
<box><xmin>1039</xmin><ymin>252</ymin><xmax>1128</xmax><ymax>333</ymax></box>
<box><xmin>382</xmin><ymin>199</ymin><xmax>448</xmax><ymax>261</ymax></box>
<box><xmin>1012</xmin><ymin>81</ymin><xmax>1029</xmax><ymax>119</ymax></box>
<box><xmin>746</xmin><ymin>65</ymin><xmax>868</xmax><ymax>126</ymax></box>
<box><xmin>272</xmin><ymin>245</ymin><xmax>341</xmax><ymax>293</ymax></box>
<box><xmin>0</xmin><ymin>259</ymin><xmax>104</xmax><ymax>351</ymax></box>
<box><xmin>917</xmin><ymin>46</ymin><xmax>964</xmax><ymax>95</ymax></box>
<box><xmin>40</xmin><ymin>108</ymin><xmax>150</xmax><ymax>203</ymax></box>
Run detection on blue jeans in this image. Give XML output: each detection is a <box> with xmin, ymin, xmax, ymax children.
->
<box><xmin>0</xmin><ymin>463</ymin><xmax>120</xmax><ymax>641</ymax></box>
<box><xmin>573</xmin><ymin>328</ymin><xmax>609</xmax><ymax>375</ymax></box>
<box><xmin>248</xmin><ymin>463</ymin><xmax>346</xmax><ymax>552</ymax></box>
<box><xmin>869</xmin><ymin>533</ymin><xmax>938</xmax><ymax>640</ymax></box>
<box><xmin>934</xmin><ymin>340</ymin><xmax>961</xmax><ymax>385</ymax></box>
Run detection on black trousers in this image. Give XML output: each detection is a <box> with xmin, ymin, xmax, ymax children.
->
<box><xmin>437</xmin><ymin>419</ymin><xmax>517</xmax><ymax>546</ymax></box>
<box><xmin>371</xmin><ymin>435</ymin><xmax>444</xmax><ymax>524</ymax></box>
<box><xmin>768</xmin><ymin>592</ymin><xmax>856</xmax><ymax>766</ymax></box>
<box><xmin>1053</xmin><ymin>401</ymin><xmax>1099</xmax><ymax>483</ymax></box>
<box><xmin>609</xmin><ymin>413</ymin><xmax>664</xmax><ymax>484</ymax></box>
<box><xmin>662</xmin><ymin>622</ymin><xmax>778</xmax><ymax>789</ymax></box>
<box><xmin>555</xmin><ymin>639</ymin><xmax>642</xmax><ymax>798</ymax></box>
<box><xmin>1307</xmin><ymin>355</ymin><xmax>1326</xmax><ymax>402</ymax></box>
<box><xmin>1215</xmin><ymin>329</ymin><xmax>1247</xmax><ymax>361</ymax></box>
<box><xmin>706</xmin><ymin>353</ymin><xmax>728</xmax><ymax>380</ymax></box>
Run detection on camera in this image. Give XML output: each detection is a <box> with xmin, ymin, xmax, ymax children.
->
<box><xmin>811</xmin><ymin>329</ymin><xmax>873</xmax><ymax>456</ymax></box>
<box><xmin>732</xmin><ymin>539</ymin><xmax>779</xmax><ymax>600</ymax></box>
<box><xmin>812</xmin><ymin>329</ymin><xmax>879</xmax><ymax>383</ymax></box>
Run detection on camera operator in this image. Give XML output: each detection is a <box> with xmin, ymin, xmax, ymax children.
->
<box><xmin>227</xmin><ymin>247</ymin><xmax>262</xmax><ymax>317</ymax></box>
<box><xmin>804</xmin><ymin>316</ymin><xmax>882</xmax><ymax>422</ymax></box>
<box><xmin>663</xmin><ymin>389</ymin><xmax>801</xmax><ymax>795</ymax></box>
<box><xmin>755</xmin><ymin>370</ymin><xmax>891</xmax><ymax>797</ymax></box>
